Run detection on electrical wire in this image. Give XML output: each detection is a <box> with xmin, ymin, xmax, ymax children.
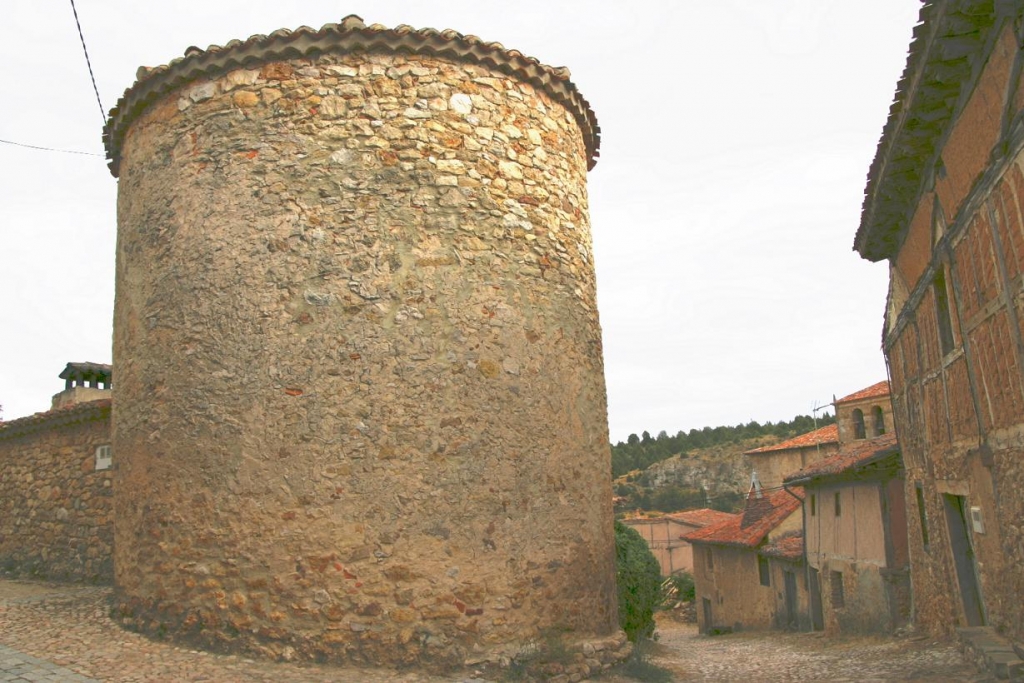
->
<box><xmin>0</xmin><ymin>138</ymin><xmax>103</xmax><ymax>157</ymax></box>
<box><xmin>69</xmin><ymin>0</ymin><xmax>106</xmax><ymax>125</ymax></box>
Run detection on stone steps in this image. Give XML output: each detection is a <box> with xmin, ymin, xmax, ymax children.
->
<box><xmin>958</xmin><ymin>626</ymin><xmax>1024</xmax><ymax>680</ymax></box>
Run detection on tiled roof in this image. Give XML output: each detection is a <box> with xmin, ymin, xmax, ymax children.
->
<box><xmin>59</xmin><ymin>362</ymin><xmax>112</xmax><ymax>383</ymax></box>
<box><xmin>855</xmin><ymin>2</ymin><xmax>1003</xmax><ymax>261</ymax></box>
<box><xmin>835</xmin><ymin>380</ymin><xmax>890</xmax><ymax>404</ymax></box>
<box><xmin>0</xmin><ymin>399</ymin><xmax>111</xmax><ymax>441</ymax></box>
<box><xmin>667</xmin><ymin>508</ymin><xmax>736</xmax><ymax>529</ymax></box>
<box><xmin>744</xmin><ymin>424</ymin><xmax>839</xmax><ymax>455</ymax></box>
<box><xmin>681</xmin><ymin>488</ymin><xmax>802</xmax><ymax>549</ymax></box>
<box><xmin>104</xmin><ymin>14</ymin><xmax>600</xmax><ymax>177</ymax></box>
<box><xmin>760</xmin><ymin>531</ymin><xmax>804</xmax><ymax>561</ymax></box>
<box><xmin>783</xmin><ymin>433</ymin><xmax>900</xmax><ymax>484</ymax></box>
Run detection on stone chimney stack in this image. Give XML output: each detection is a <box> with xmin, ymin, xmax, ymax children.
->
<box><xmin>51</xmin><ymin>362</ymin><xmax>112</xmax><ymax>410</ymax></box>
<box><xmin>103</xmin><ymin>16</ymin><xmax>618</xmax><ymax>670</ymax></box>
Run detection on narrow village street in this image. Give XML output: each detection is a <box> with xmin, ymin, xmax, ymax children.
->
<box><xmin>0</xmin><ymin>579</ymin><xmax>991</xmax><ymax>682</ymax></box>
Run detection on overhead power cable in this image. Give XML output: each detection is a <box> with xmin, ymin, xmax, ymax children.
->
<box><xmin>0</xmin><ymin>138</ymin><xmax>103</xmax><ymax>157</ymax></box>
<box><xmin>69</xmin><ymin>0</ymin><xmax>106</xmax><ymax>125</ymax></box>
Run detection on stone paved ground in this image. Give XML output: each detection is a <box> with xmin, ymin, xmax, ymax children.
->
<box><xmin>0</xmin><ymin>581</ymin><xmax>470</xmax><ymax>682</ymax></box>
<box><xmin>625</xmin><ymin>616</ymin><xmax>995</xmax><ymax>682</ymax></box>
<box><xmin>0</xmin><ymin>580</ymin><xmax>994</xmax><ymax>682</ymax></box>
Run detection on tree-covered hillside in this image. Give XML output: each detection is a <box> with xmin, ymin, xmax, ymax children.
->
<box><xmin>611</xmin><ymin>413</ymin><xmax>835</xmax><ymax>479</ymax></box>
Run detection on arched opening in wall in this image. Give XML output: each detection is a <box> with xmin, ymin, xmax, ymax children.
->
<box><xmin>853</xmin><ymin>409</ymin><xmax>866</xmax><ymax>439</ymax></box>
<box><xmin>873</xmin><ymin>406</ymin><xmax>886</xmax><ymax>436</ymax></box>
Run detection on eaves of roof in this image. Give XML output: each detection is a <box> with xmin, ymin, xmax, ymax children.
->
<box><xmin>783</xmin><ymin>433</ymin><xmax>900</xmax><ymax>485</ymax></box>
<box><xmin>0</xmin><ymin>399</ymin><xmax>111</xmax><ymax>442</ymax></box>
<box><xmin>855</xmin><ymin>1</ymin><xmax>1004</xmax><ymax>262</ymax></box>
<box><xmin>103</xmin><ymin>15</ymin><xmax>600</xmax><ymax>178</ymax></box>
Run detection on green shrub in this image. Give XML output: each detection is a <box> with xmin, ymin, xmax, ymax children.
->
<box><xmin>614</xmin><ymin>520</ymin><xmax>662</xmax><ymax>641</ymax></box>
<box><xmin>662</xmin><ymin>570</ymin><xmax>695</xmax><ymax>607</ymax></box>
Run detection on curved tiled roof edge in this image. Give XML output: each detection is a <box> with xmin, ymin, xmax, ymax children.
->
<box><xmin>854</xmin><ymin>1</ymin><xmax>1001</xmax><ymax>261</ymax></box>
<box><xmin>743</xmin><ymin>423</ymin><xmax>839</xmax><ymax>455</ymax></box>
<box><xmin>0</xmin><ymin>399</ymin><xmax>111</xmax><ymax>442</ymax></box>
<box><xmin>834</xmin><ymin>379</ymin><xmax>890</xmax><ymax>404</ymax></box>
<box><xmin>102</xmin><ymin>15</ymin><xmax>600</xmax><ymax>177</ymax></box>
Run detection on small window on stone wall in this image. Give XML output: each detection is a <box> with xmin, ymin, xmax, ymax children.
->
<box><xmin>830</xmin><ymin>570</ymin><xmax>845</xmax><ymax>608</ymax></box>
<box><xmin>706</xmin><ymin>547</ymin><xmax>714</xmax><ymax>573</ymax></box>
<box><xmin>758</xmin><ymin>555</ymin><xmax>770</xmax><ymax>586</ymax></box>
<box><xmin>95</xmin><ymin>444</ymin><xmax>112</xmax><ymax>471</ymax></box>
<box><xmin>834</xmin><ymin>491</ymin><xmax>842</xmax><ymax>517</ymax></box>
<box><xmin>810</xmin><ymin>494</ymin><xmax>816</xmax><ymax>516</ymax></box>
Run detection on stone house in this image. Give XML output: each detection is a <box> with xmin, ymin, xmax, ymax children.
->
<box><xmin>759</xmin><ymin>531</ymin><xmax>810</xmax><ymax>631</ymax></box>
<box><xmin>784</xmin><ymin>433</ymin><xmax>910</xmax><ymax>634</ymax></box>
<box><xmin>855</xmin><ymin>0</ymin><xmax>1024</xmax><ymax>642</ymax></box>
<box><xmin>744</xmin><ymin>423</ymin><xmax>840</xmax><ymax>489</ymax></box>
<box><xmin>683</xmin><ymin>486</ymin><xmax>804</xmax><ymax>634</ymax></box>
<box><xmin>621</xmin><ymin>508</ymin><xmax>734</xmax><ymax>576</ymax></box>
<box><xmin>0</xmin><ymin>363</ymin><xmax>113</xmax><ymax>582</ymax></box>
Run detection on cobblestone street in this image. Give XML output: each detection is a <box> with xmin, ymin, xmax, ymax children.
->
<box><xmin>0</xmin><ymin>579</ymin><xmax>991</xmax><ymax>682</ymax></box>
<box><xmin>635</xmin><ymin>617</ymin><xmax>992</xmax><ymax>682</ymax></box>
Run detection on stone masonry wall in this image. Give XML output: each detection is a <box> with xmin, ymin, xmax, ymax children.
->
<box><xmin>110</xmin><ymin>46</ymin><xmax>617</xmax><ymax>669</ymax></box>
<box><xmin>0</xmin><ymin>401</ymin><xmax>113</xmax><ymax>582</ymax></box>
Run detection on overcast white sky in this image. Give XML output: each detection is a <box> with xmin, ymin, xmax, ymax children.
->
<box><xmin>0</xmin><ymin>1</ymin><xmax>919</xmax><ymax>442</ymax></box>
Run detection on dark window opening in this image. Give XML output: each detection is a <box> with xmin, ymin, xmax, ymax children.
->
<box><xmin>706</xmin><ymin>547</ymin><xmax>714</xmax><ymax>573</ymax></box>
<box><xmin>934</xmin><ymin>267</ymin><xmax>955</xmax><ymax>355</ymax></box>
<box><xmin>758</xmin><ymin>555</ymin><xmax>770</xmax><ymax>587</ymax></box>
<box><xmin>853</xmin><ymin>409</ymin><xmax>866</xmax><ymax>440</ymax></box>
<box><xmin>915</xmin><ymin>482</ymin><xmax>930</xmax><ymax>550</ymax></box>
<box><xmin>834</xmin><ymin>492</ymin><xmax>842</xmax><ymax>517</ymax></box>
<box><xmin>810</xmin><ymin>494</ymin><xmax>816</xmax><ymax>516</ymax></box>
<box><xmin>830</xmin><ymin>570</ymin><xmax>845</xmax><ymax>608</ymax></box>
<box><xmin>873</xmin><ymin>406</ymin><xmax>886</xmax><ymax>436</ymax></box>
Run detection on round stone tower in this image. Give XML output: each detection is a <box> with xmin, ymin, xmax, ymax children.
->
<box><xmin>104</xmin><ymin>15</ymin><xmax>617</xmax><ymax>669</ymax></box>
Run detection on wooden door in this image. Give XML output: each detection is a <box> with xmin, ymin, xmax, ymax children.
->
<box><xmin>784</xmin><ymin>570</ymin><xmax>798</xmax><ymax>630</ymax></box>
<box><xmin>942</xmin><ymin>494</ymin><xmax>985</xmax><ymax>626</ymax></box>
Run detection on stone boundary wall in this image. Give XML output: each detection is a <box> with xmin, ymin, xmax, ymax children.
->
<box><xmin>0</xmin><ymin>400</ymin><xmax>113</xmax><ymax>582</ymax></box>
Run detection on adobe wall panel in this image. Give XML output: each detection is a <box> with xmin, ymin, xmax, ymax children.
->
<box><xmin>994</xmin><ymin>161</ymin><xmax>1024</xmax><ymax>284</ymax></box>
<box><xmin>896</xmin><ymin>193</ymin><xmax>934</xmax><ymax>295</ymax></box>
<box><xmin>922</xmin><ymin>377</ymin><xmax>949</xmax><ymax>447</ymax></box>
<box><xmin>968</xmin><ymin>309</ymin><xmax>1024</xmax><ymax>431</ymax></box>
<box><xmin>944</xmin><ymin>355</ymin><xmax>978</xmax><ymax>441</ymax></box>
<box><xmin>935</xmin><ymin>26</ymin><xmax>1017</xmax><ymax>221</ymax></box>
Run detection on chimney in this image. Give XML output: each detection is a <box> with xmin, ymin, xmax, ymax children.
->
<box><xmin>51</xmin><ymin>362</ymin><xmax>112</xmax><ymax>409</ymax></box>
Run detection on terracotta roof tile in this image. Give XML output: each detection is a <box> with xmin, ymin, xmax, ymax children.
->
<box><xmin>0</xmin><ymin>399</ymin><xmax>111</xmax><ymax>441</ymax></box>
<box><xmin>760</xmin><ymin>531</ymin><xmax>804</xmax><ymax>560</ymax></box>
<box><xmin>783</xmin><ymin>433</ymin><xmax>899</xmax><ymax>484</ymax></box>
<box><xmin>667</xmin><ymin>508</ymin><xmax>736</xmax><ymax>529</ymax></box>
<box><xmin>835</xmin><ymin>380</ymin><xmax>890</xmax><ymax>404</ymax></box>
<box><xmin>104</xmin><ymin>14</ymin><xmax>600</xmax><ymax>177</ymax></box>
<box><xmin>681</xmin><ymin>488</ymin><xmax>802</xmax><ymax>549</ymax></box>
<box><xmin>744</xmin><ymin>424</ymin><xmax>839</xmax><ymax>455</ymax></box>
